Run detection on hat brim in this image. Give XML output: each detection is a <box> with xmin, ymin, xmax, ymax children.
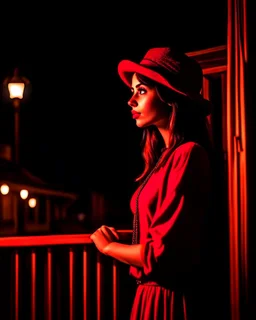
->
<box><xmin>117</xmin><ymin>59</ymin><xmax>212</xmax><ymax>116</ymax></box>
<box><xmin>118</xmin><ymin>60</ymin><xmax>186</xmax><ymax>96</ymax></box>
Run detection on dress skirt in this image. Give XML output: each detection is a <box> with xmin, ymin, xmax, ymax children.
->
<box><xmin>130</xmin><ymin>283</ymin><xmax>188</xmax><ymax>320</ymax></box>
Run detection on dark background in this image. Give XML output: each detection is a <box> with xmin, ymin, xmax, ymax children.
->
<box><xmin>0</xmin><ymin>1</ymin><xmax>227</xmax><ymax>206</ymax></box>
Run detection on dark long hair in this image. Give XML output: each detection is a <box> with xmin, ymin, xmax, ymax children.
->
<box><xmin>135</xmin><ymin>73</ymin><xmax>213</xmax><ymax>182</ymax></box>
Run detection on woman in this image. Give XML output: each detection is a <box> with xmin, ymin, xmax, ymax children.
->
<box><xmin>90</xmin><ymin>47</ymin><xmax>213</xmax><ymax>319</ymax></box>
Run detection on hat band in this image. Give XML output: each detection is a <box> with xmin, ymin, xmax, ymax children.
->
<box><xmin>141</xmin><ymin>58</ymin><xmax>180</xmax><ymax>74</ymax></box>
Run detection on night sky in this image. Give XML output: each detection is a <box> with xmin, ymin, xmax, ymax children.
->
<box><xmin>0</xmin><ymin>1</ymin><xmax>227</xmax><ymax>204</ymax></box>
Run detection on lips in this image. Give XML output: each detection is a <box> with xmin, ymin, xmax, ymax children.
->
<box><xmin>131</xmin><ymin>111</ymin><xmax>140</xmax><ymax>119</ymax></box>
<box><xmin>132</xmin><ymin>113</ymin><xmax>140</xmax><ymax>119</ymax></box>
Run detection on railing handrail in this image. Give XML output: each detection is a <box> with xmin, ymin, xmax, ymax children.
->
<box><xmin>0</xmin><ymin>230</ymin><xmax>132</xmax><ymax>247</ymax></box>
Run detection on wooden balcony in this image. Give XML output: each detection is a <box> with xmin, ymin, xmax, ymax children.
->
<box><xmin>0</xmin><ymin>231</ymin><xmax>134</xmax><ymax>320</ymax></box>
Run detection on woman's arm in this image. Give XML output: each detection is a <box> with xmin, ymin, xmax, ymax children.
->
<box><xmin>104</xmin><ymin>242</ymin><xmax>144</xmax><ymax>267</ymax></box>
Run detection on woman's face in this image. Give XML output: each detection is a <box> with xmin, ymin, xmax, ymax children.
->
<box><xmin>128</xmin><ymin>73</ymin><xmax>171</xmax><ymax>129</ymax></box>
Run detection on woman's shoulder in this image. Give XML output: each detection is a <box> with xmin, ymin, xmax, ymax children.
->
<box><xmin>165</xmin><ymin>142</ymin><xmax>209</xmax><ymax>168</ymax></box>
<box><xmin>170</xmin><ymin>141</ymin><xmax>207</xmax><ymax>158</ymax></box>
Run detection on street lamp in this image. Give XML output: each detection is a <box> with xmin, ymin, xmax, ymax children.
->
<box><xmin>3</xmin><ymin>68</ymin><xmax>30</xmax><ymax>163</ymax></box>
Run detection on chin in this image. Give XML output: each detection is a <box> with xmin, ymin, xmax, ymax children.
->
<box><xmin>135</xmin><ymin>120</ymin><xmax>148</xmax><ymax>128</ymax></box>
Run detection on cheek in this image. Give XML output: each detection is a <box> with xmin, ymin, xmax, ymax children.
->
<box><xmin>142</xmin><ymin>97</ymin><xmax>159</xmax><ymax>115</ymax></box>
<box><xmin>146</xmin><ymin>101</ymin><xmax>168</xmax><ymax>119</ymax></box>
<box><xmin>140</xmin><ymin>95</ymin><xmax>169</xmax><ymax>121</ymax></box>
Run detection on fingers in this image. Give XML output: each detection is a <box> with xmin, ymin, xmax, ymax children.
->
<box><xmin>108</xmin><ymin>227</ymin><xmax>120</xmax><ymax>240</ymax></box>
<box><xmin>101</xmin><ymin>225</ymin><xmax>119</xmax><ymax>240</ymax></box>
<box><xmin>91</xmin><ymin>225</ymin><xmax>119</xmax><ymax>240</ymax></box>
<box><xmin>90</xmin><ymin>227</ymin><xmax>101</xmax><ymax>241</ymax></box>
<box><xmin>100</xmin><ymin>226</ymin><xmax>117</xmax><ymax>240</ymax></box>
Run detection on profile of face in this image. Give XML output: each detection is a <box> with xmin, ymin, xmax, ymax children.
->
<box><xmin>128</xmin><ymin>73</ymin><xmax>171</xmax><ymax>129</ymax></box>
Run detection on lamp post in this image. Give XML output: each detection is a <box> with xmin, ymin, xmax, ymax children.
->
<box><xmin>3</xmin><ymin>68</ymin><xmax>30</xmax><ymax>163</ymax></box>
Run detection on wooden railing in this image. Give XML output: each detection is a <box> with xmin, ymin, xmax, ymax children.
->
<box><xmin>0</xmin><ymin>231</ymin><xmax>133</xmax><ymax>320</ymax></box>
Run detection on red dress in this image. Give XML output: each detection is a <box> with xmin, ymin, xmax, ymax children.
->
<box><xmin>129</xmin><ymin>142</ymin><xmax>211</xmax><ymax>320</ymax></box>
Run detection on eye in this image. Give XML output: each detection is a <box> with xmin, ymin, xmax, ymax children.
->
<box><xmin>138</xmin><ymin>87</ymin><xmax>147</xmax><ymax>95</ymax></box>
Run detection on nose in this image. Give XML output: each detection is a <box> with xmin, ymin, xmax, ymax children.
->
<box><xmin>128</xmin><ymin>96</ymin><xmax>137</xmax><ymax>108</ymax></box>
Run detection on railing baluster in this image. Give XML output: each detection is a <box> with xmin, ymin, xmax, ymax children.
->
<box><xmin>47</xmin><ymin>248</ymin><xmax>52</xmax><ymax>320</ymax></box>
<box><xmin>56</xmin><ymin>260</ymin><xmax>61</xmax><ymax>320</ymax></box>
<box><xmin>112</xmin><ymin>260</ymin><xmax>119</xmax><ymax>320</ymax></box>
<box><xmin>31</xmin><ymin>250</ymin><xmax>36</xmax><ymax>320</ymax></box>
<box><xmin>96</xmin><ymin>252</ymin><xmax>104</xmax><ymax>320</ymax></box>
<box><xmin>69</xmin><ymin>248</ymin><xmax>74</xmax><ymax>320</ymax></box>
<box><xmin>15</xmin><ymin>251</ymin><xmax>19</xmax><ymax>320</ymax></box>
<box><xmin>83</xmin><ymin>247</ymin><xmax>88</xmax><ymax>320</ymax></box>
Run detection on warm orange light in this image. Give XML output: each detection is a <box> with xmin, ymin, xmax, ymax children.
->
<box><xmin>0</xmin><ymin>184</ymin><xmax>9</xmax><ymax>195</ymax></box>
<box><xmin>3</xmin><ymin>68</ymin><xmax>29</xmax><ymax>101</ymax></box>
<box><xmin>28</xmin><ymin>198</ymin><xmax>37</xmax><ymax>208</ymax></box>
<box><xmin>20</xmin><ymin>189</ymin><xmax>29</xmax><ymax>199</ymax></box>
<box><xmin>8</xmin><ymin>82</ymin><xmax>25</xmax><ymax>99</ymax></box>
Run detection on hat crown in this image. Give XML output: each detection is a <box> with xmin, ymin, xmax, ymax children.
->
<box><xmin>141</xmin><ymin>47</ymin><xmax>182</xmax><ymax>74</ymax></box>
<box><xmin>140</xmin><ymin>47</ymin><xmax>202</xmax><ymax>94</ymax></box>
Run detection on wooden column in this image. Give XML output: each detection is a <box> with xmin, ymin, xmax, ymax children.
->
<box><xmin>226</xmin><ymin>0</ymin><xmax>249</xmax><ymax>319</ymax></box>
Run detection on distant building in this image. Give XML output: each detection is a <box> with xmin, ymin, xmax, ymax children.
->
<box><xmin>0</xmin><ymin>144</ymin><xmax>78</xmax><ymax>235</ymax></box>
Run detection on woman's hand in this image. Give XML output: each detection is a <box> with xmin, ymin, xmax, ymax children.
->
<box><xmin>90</xmin><ymin>225</ymin><xmax>120</xmax><ymax>254</ymax></box>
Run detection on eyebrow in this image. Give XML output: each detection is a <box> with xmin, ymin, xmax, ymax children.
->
<box><xmin>130</xmin><ymin>83</ymin><xmax>142</xmax><ymax>89</ymax></box>
<box><xmin>130</xmin><ymin>82</ymin><xmax>143</xmax><ymax>91</ymax></box>
<box><xmin>135</xmin><ymin>83</ymin><xmax>142</xmax><ymax>88</ymax></box>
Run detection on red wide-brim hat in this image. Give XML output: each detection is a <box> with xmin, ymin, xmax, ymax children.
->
<box><xmin>118</xmin><ymin>47</ymin><xmax>212</xmax><ymax>116</ymax></box>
